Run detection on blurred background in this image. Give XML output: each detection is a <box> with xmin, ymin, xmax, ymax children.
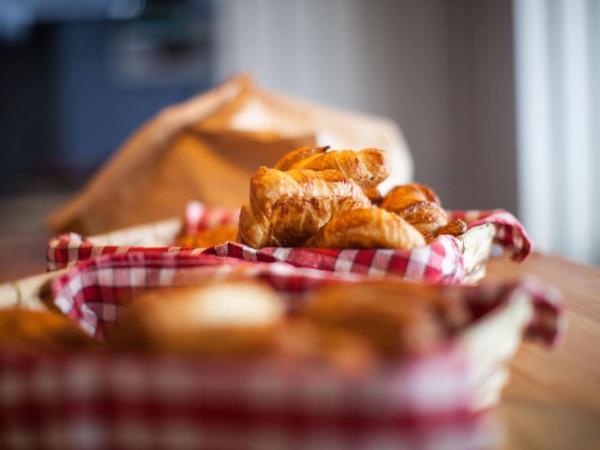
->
<box><xmin>0</xmin><ymin>0</ymin><xmax>598</xmax><ymax>265</ymax></box>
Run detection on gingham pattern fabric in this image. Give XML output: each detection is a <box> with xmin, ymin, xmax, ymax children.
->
<box><xmin>448</xmin><ymin>209</ymin><xmax>532</xmax><ymax>261</ymax></box>
<box><xmin>47</xmin><ymin>204</ymin><xmax>532</xmax><ymax>284</ymax></box>
<box><xmin>183</xmin><ymin>201</ymin><xmax>240</xmax><ymax>235</ymax></box>
<box><xmin>0</xmin><ymin>252</ymin><xmax>562</xmax><ymax>450</ymax></box>
<box><xmin>52</xmin><ymin>252</ymin><xmax>563</xmax><ymax>346</ymax></box>
<box><xmin>0</xmin><ymin>351</ymin><xmax>497</xmax><ymax>450</ymax></box>
<box><xmin>204</xmin><ymin>236</ymin><xmax>465</xmax><ymax>284</ymax></box>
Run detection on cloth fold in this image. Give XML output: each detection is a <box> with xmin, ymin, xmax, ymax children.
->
<box><xmin>48</xmin><ymin>203</ymin><xmax>532</xmax><ymax>285</ymax></box>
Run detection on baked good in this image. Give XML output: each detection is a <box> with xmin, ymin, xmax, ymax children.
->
<box><xmin>395</xmin><ymin>201</ymin><xmax>448</xmax><ymax>241</ymax></box>
<box><xmin>276</xmin><ymin>320</ymin><xmax>376</xmax><ymax>374</ymax></box>
<box><xmin>238</xmin><ymin>167</ymin><xmax>370</xmax><ymax>248</ymax></box>
<box><xmin>275</xmin><ymin>147</ymin><xmax>389</xmax><ymax>190</ymax></box>
<box><xmin>305</xmin><ymin>281</ymin><xmax>468</xmax><ymax>358</ymax></box>
<box><xmin>176</xmin><ymin>224</ymin><xmax>238</xmax><ymax>247</ymax></box>
<box><xmin>362</xmin><ymin>186</ymin><xmax>383</xmax><ymax>204</ymax></box>
<box><xmin>380</xmin><ymin>183</ymin><xmax>441</xmax><ymax>211</ymax></box>
<box><xmin>106</xmin><ymin>276</ymin><xmax>469</xmax><ymax>366</ymax></box>
<box><xmin>304</xmin><ymin>207</ymin><xmax>425</xmax><ymax>249</ymax></box>
<box><xmin>0</xmin><ymin>309</ymin><xmax>97</xmax><ymax>354</ymax></box>
<box><xmin>273</xmin><ymin>146</ymin><xmax>329</xmax><ymax>171</ymax></box>
<box><xmin>112</xmin><ymin>280</ymin><xmax>284</xmax><ymax>357</ymax></box>
<box><xmin>381</xmin><ymin>183</ymin><xmax>466</xmax><ymax>241</ymax></box>
<box><xmin>435</xmin><ymin>218</ymin><xmax>468</xmax><ymax>238</ymax></box>
<box><xmin>239</xmin><ymin>147</ymin><xmax>467</xmax><ymax>249</ymax></box>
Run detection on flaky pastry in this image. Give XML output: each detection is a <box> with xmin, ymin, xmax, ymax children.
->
<box><xmin>276</xmin><ymin>320</ymin><xmax>376</xmax><ymax>374</ymax></box>
<box><xmin>176</xmin><ymin>224</ymin><xmax>238</xmax><ymax>248</ymax></box>
<box><xmin>380</xmin><ymin>183</ymin><xmax>467</xmax><ymax>241</ymax></box>
<box><xmin>304</xmin><ymin>207</ymin><xmax>425</xmax><ymax>249</ymax></box>
<box><xmin>435</xmin><ymin>218</ymin><xmax>467</xmax><ymax>238</ymax></box>
<box><xmin>0</xmin><ymin>309</ymin><xmax>97</xmax><ymax>354</ymax></box>
<box><xmin>396</xmin><ymin>201</ymin><xmax>448</xmax><ymax>241</ymax></box>
<box><xmin>276</xmin><ymin>147</ymin><xmax>390</xmax><ymax>189</ymax></box>
<box><xmin>111</xmin><ymin>280</ymin><xmax>283</xmax><ymax>357</ymax></box>
<box><xmin>380</xmin><ymin>183</ymin><xmax>441</xmax><ymax>212</ymax></box>
<box><xmin>238</xmin><ymin>167</ymin><xmax>370</xmax><ymax>248</ymax></box>
<box><xmin>273</xmin><ymin>146</ymin><xmax>329</xmax><ymax>171</ymax></box>
<box><xmin>306</xmin><ymin>281</ymin><xmax>468</xmax><ymax>357</ymax></box>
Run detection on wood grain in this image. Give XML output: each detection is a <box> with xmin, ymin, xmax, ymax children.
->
<box><xmin>486</xmin><ymin>254</ymin><xmax>600</xmax><ymax>450</ymax></box>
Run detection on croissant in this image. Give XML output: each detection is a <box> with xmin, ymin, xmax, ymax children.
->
<box><xmin>380</xmin><ymin>183</ymin><xmax>441</xmax><ymax>212</ymax></box>
<box><xmin>176</xmin><ymin>225</ymin><xmax>238</xmax><ymax>248</ymax></box>
<box><xmin>435</xmin><ymin>218</ymin><xmax>467</xmax><ymax>238</ymax></box>
<box><xmin>238</xmin><ymin>167</ymin><xmax>370</xmax><ymax>248</ymax></box>
<box><xmin>306</xmin><ymin>281</ymin><xmax>468</xmax><ymax>357</ymax></box>
<box><xmin>273</xmin><ymin>146</ymin><xmax>329</xmax><ymax>171</ymax></box>
<box><xmin>363</xmin><ymin>187</ymin><xmax>383</xmax><ymax>204</ymax></box>
<box><xmin>111</xmin><ymin>280</ymin><xmax>284</xmax><ymax>356</ymax></box>
<box><xmin>274</xmin><ymin>147</ymin><xmax>389</xmax><ymax>190</ymax></box>
<box><xmin>396</xmin><ymin>201</ymin><xmax>448</xmax><ymax>241</ymax></box>
<box><xmin>276</xmin><ymin>321</ymin><xmax>376</xmax><ymax>374</ymax></box>
<box><xmin>0</xmin><ymin>309</ymin><xmax>97</xmax><ymax>354</ymax></box>
<box><xmin>304</xmin><ymin>207</ymin><xmax>425</xmax><ymax>249</ymax></box>
<box><xmin>381</xmin><ymin>183</ymin><xmax>453</xmax><ymax>241</ymax></box>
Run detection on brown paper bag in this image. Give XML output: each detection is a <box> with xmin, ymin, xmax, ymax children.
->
<box><xmin>48</xmin><ymin>75</ymin><xmax>412</xmax><ymax>235</ymax></box>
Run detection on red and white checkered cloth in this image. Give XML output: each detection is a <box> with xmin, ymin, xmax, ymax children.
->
<box><xmin>0</xmin><ymin>252</ymin><xmax>562</xmax><ymax>450</ymax></box>
<box><xmin>51</xmin><ymin>252</ymin><xmax>564</xmax><ymax>346</ymax></box>
<box><xmin>0</xmin><ymin>351</ymin><xmax>497</xmax><ymax>450</ymax></box>
<box><xmin>183</xmin><ymin>201</ymin><xmax>240</xmax><ymax>235</ymax></box>
<box><xmin>47</xmin><ymin>203</ymin><xmax>532</xmax><ymax>285</ymax></box>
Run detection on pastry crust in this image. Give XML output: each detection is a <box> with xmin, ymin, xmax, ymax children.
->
<box><xmin>238</xmin><ymin>167</ymin><xmax>370</xmax><ymax>248</ymax></box>
<box><xmin>306</xmin><ymin>281</ymin><xmax>468</xmax><ymax>358</ymax></box>
<box><xmin>176</xmin><ymin>224</ymin><xmax>238</xmax><ymax>247</ymax></box>
<box><xmin>277</xmin><ymin>148</ymin><xmax>389</xmax><ymax>189</ymax></box>
<box><xmin>276</xmin><ymin>320</ymin><xmax>376</xmax><ymax>374</ymax></box>
<box><xmin>436</xmin><ymin>218</ymin><xmax>467</xmax><ymax>238</ymax></box>
<box><xmin>363</xmin><ymin>186</ymin><xmax>383</xmax><ymax>204</ymax></box>
<box><xmin>273</xmin><ymin>146</ymin><xmax>329</xmax><ymax>171</ymax></box>
<box><xmin>397</xmin><ymin>201</ymin><xmax>448</xmax><ymax>241</ymax></box>
<box><xmin>0</xmin><ymin>309</ymin><xmax>96</xmax><ymax>354</ymax></box>
<box><xmin>381</xmin><ymin>183</ymin><xmax>452</xmax><ymax>241</ymax></box>
<box><xmin>112</xmin><ymin>280</ymin><xmax>284</xmax><ymax>357</ymax></box>
<box><xmin>304</xmin><ymin>207</ymin><xmax>425</xmax><ymax>249</ymax></box>
<box><xmin>380</xmin><ymin>183</ymin><xmax>441</xmax><ymax>212</ymax></box>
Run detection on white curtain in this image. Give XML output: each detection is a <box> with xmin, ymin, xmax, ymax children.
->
<box><xmin>514</xmin><ymin>0</ymin><xmax>599</xmax><ymax>264</ymax></box>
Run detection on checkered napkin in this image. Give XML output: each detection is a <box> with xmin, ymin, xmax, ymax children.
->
<box><xmin>47</xmin><ymin>203</ymin><xmax>532</xmax><ymax>285</ymax></box>
<box><xmin>0</xmin><ymin>353</ymin><xmax>497</xmax><ymax>450</ymax></box>
<box><xmin>51</xmin><ymin>252</ymin><xmax>564</xmax><ymax>345</ymax></box>
<box><xmin>448</xmin><ymin>209</ymin><xmax>532</xmax><ymax>262</ymax></box>
<box><xmin>183</xmin><ymin>201</ymin><xmax>240</xmax><ymax>235</ymax></box>
<box><xmin>0</xmin><ymin>252</ymin><xmax>562</xmax><ymax>450</ymax></box>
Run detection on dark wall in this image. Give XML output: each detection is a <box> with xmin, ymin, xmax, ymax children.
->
<box><xmin>0</xmin><ymin>26</ymin><xmax>57</xmax><ymax>192</ymax></box>
<box><xmin>0</xmin><ymin>4</ymin><xmax>214</xmax><ymax>196</ymax></box>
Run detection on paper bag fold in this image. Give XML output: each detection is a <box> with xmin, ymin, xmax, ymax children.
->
<box><xmin>48</xmin><ymin>75</ymin><xmax>412</xmax><ymax>235</ymax></box>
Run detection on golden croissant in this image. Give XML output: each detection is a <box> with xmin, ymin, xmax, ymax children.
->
<box><xmin>110</xmin><ymin>280</ymin><xmax>284</xmax><ymax>356</ymax></box>
<box><xmin>396</xmin><ymin>201</ymin><xmax>448</xmax><ymax>241</ymax></box>
<box><xmin>380</xmin><ymin>183</ymin><xmax>441</xmax><ymax>212</ymax></box>
<box><xmin>238</xmin><ymin>167</ymin><xmax>370</xmax><ymax>248</ymax></box>
<box><xmin>273</xmin><ymin>146</ymin><xmax>329</xmax><ymax>171</ymax></box>
<box><xmin>435</xmin><ymin>218</ymin><xmax>467</xmax><ymax>238</ymax></box>
<box><xmin>274</xmin><ymin>147</ymin><xmax>389</xmax><ymax>189</ymax></box>
<box><xmin>306</xmin><ymin>281</ymin><xmax>468</xmax><ymax>357</ymax></box>
<box><xmin>0</xmin><ymin>309</ymin><xmax>97</xmax><ymax>354</ymax></box>
<box><xmin>304</xmin><ymin>207</ymin><xmax>425</xmax><ymax>249</ymax></box>
<box><xmin>380</xmin><ymin>183</ymin><xmax>466</xmax><ymax>241</ymax></box>
<box><xmin>176</xmin><ymin>224</ymin><xmax>238</xmax><ymax>248</ymax></box>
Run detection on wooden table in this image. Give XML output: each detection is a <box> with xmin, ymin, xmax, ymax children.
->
<box><xmin>485</xmin><ymin>255</ymin><xmax>600</xmax><ymax>450</ymax></box>
<box><xmin>0</xmin><ymin>231</ymin><xmax>598</xmax><ymax>449</ymax></box>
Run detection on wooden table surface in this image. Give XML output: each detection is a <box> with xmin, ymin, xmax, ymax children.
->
<box><xmin>0</xmin><ymin>229</ymin><xmax>598</xmax><ymax>449</ymax></box>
